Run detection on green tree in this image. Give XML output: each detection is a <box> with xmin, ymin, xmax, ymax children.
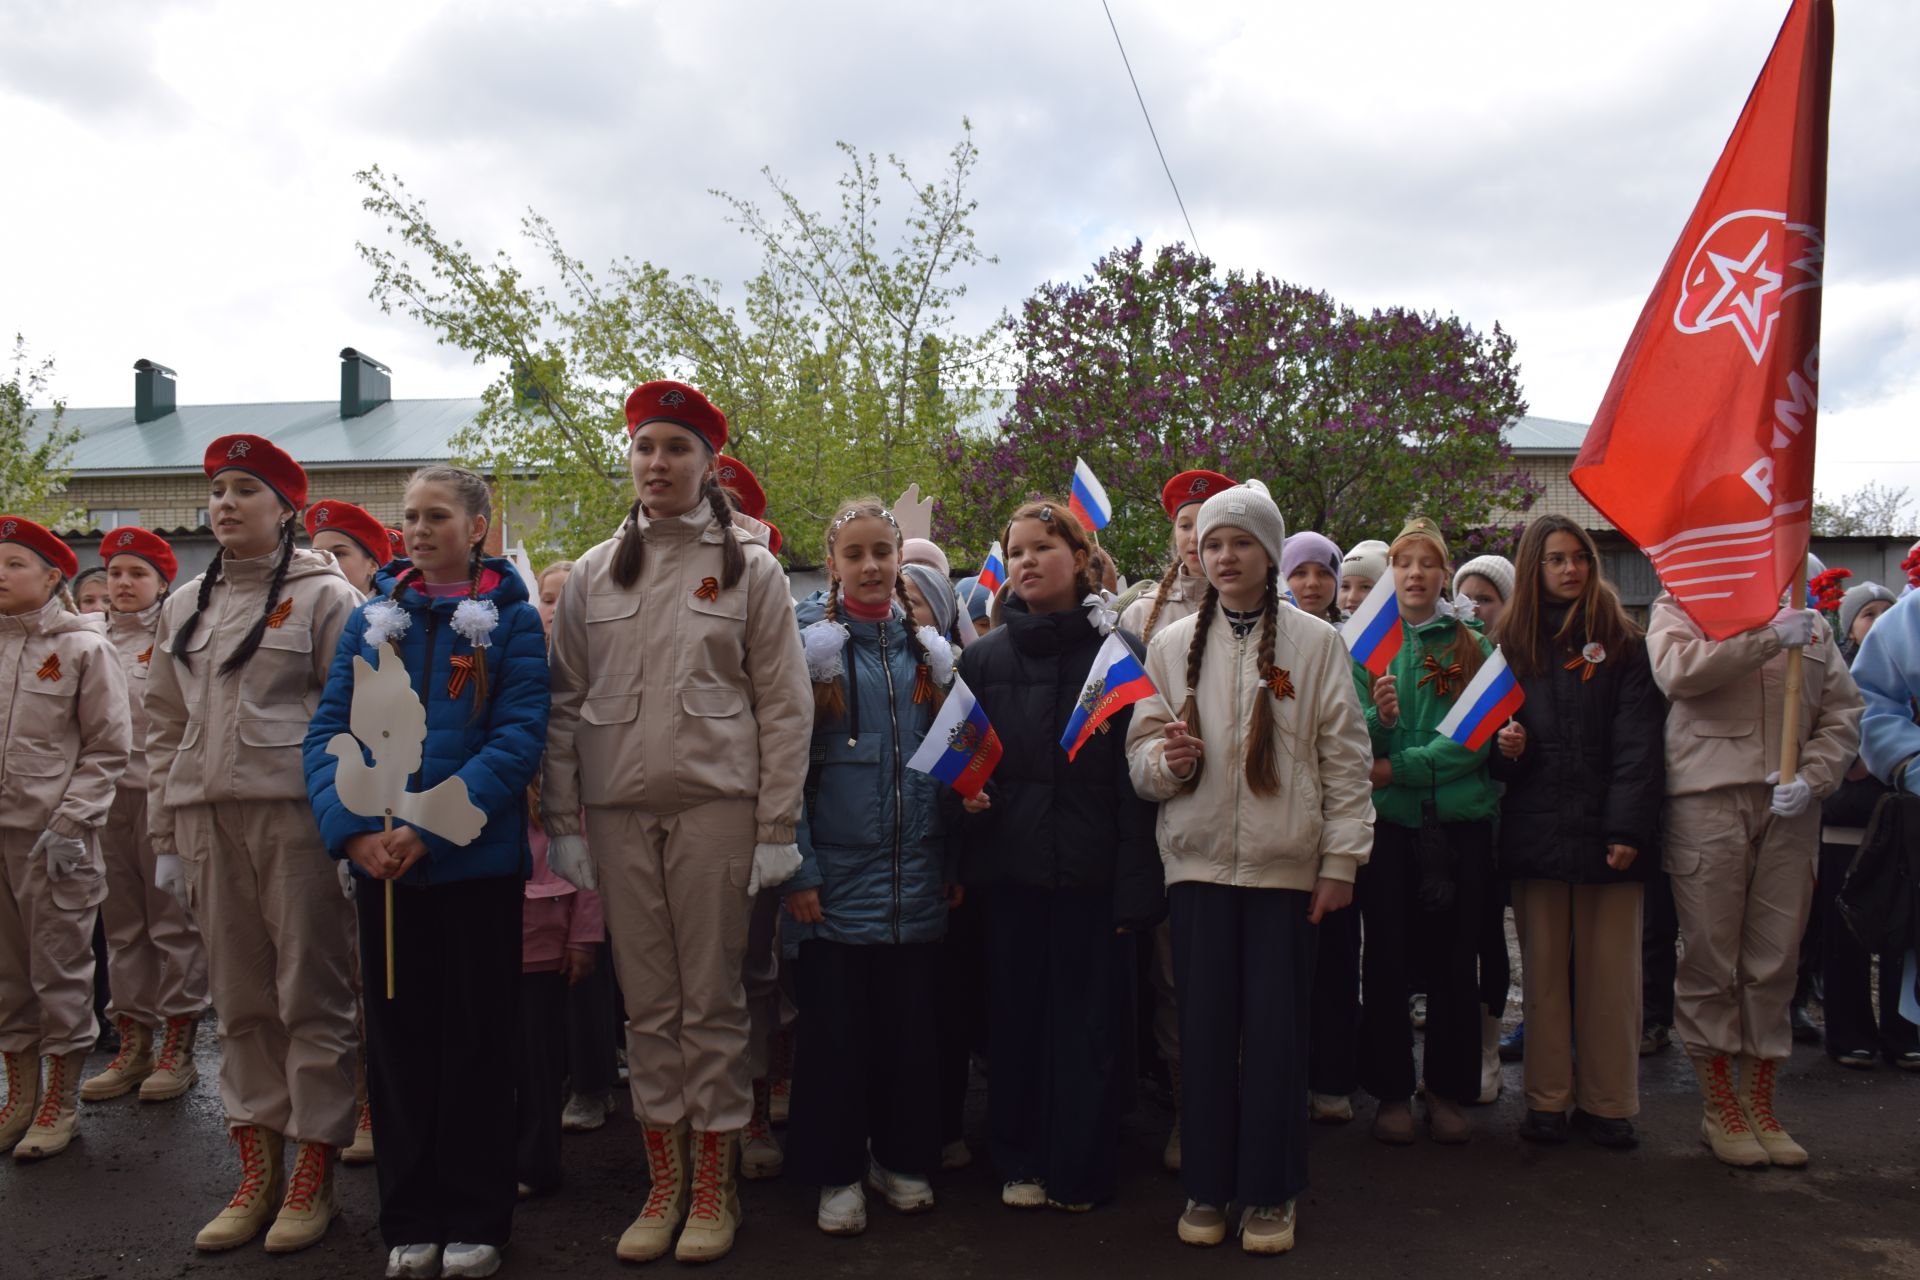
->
<box><xmin>1811</xmin><ymin>481</ymin><xmax>1915</xmax><ymax>537</ymax></box>
<box><xmin>356</xmin><ymin>122</ymin><xmax>1001</xmax><ymax>564</ymax></box>
<box><xmin>0</xmin><ymin>335</ymin><xmax>81</xmax><ymax>523</ymax></box>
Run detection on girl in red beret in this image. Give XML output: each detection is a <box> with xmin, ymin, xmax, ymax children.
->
<box><xmin>143</xmin><ymin>435</ymin><xmax>365</xmax><ymax>1255</ymax></box>
<box><xmin>305</xmin><ymin>500</ymin><xmax>391</xmax><ymax>598</ymax></box>
<box><xmin>541</xmin><ymin>381</ymin><xmax>810</xmax><ymax>1264</ymax></box>
<box><xmin>0</xmin><ymin>516</ymin><xmax>131</xmax><ymax>1162</ymax></box>
<box><xmin>77</xmin><ymin>530</ymin><xmax>210</xmax><ymax>1113</ymax></box>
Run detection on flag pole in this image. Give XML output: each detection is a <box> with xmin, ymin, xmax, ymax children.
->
<box><xmin>383</xmin><ymin>814</ymin><xmax>396</xmax><ymax>1000</ymax></box>
<box><xmin>1777</xmin><ymin>559</ymin><xmax>1810</xmax><ymax>784</ymax></box>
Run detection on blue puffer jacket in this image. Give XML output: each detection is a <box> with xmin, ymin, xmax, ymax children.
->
<box><xmin>785</xmin><ymin>593</ymin><xmax>950</xmax><ymax>948</ymax></box>
<box><xmin>305</xmin><ymin>558</ymin><xmax>550</xmax><ymax>885</ymax></box>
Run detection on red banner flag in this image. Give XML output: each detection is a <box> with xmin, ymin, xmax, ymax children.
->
<box><xmin>1571</xmin><ymin>0</ymin><xmax>1833</xmax><ymax>640</ymax></box>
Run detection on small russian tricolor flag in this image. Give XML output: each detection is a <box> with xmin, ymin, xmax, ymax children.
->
<box><xmin>1060</xmin><ymin>633</ymin><xmax>1155</xmax><ymax>761</ymax></box>
<box><xmin>977</xmin><ymin>541</ymin><xmax>1006</xmax><ymax>595</ymax></box>
<box><xmin>906</xmin><ymin>676</ymin><xmax>1004</xmax><ymax>799</ymax></box>
<box><xmin>1068</xmin><ymin>458</ymin><xmax>1113</xmax><ymax>532</ymax></box>
<box><xmin>1341</xmin><ymin>582</ymin><xmax>1404</xmax><ymax>677</ymax></box>
<box><xmin>1434</xmin><ymin>648</ymin><xmax>1526</xmax><ymax>753</ymax></box>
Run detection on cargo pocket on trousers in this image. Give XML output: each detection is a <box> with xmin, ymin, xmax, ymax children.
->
<box><xmin>49</xmin><ymin>861</ymin><xmax>107</xmax><ymax>912</ymax></box>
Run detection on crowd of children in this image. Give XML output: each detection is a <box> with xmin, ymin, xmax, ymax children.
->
<box><xmin>0</xmin><ymin>376</ymin><xmax>1914</xmax><ymax>1274</ymax></box>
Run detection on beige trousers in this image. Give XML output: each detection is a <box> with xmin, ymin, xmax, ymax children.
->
<box><xmin>1513</xmin><ymin>878</ymin><xmax>1644</xmax><ymax>1118</ymax></box>
<box><xmin>100</xmin><ymin>786</ymin><xmax>208</xmax><ymax>1026</ymax></box>
<box><xmin>1663</xmin><ymin>786</ymin><xmax>1819</xmax><ymax>1063</ymax></box>
<box><xmin>175</xmin><ymin>801</ymin><xmax>358</xmax><ymax>1145</ymax></box>
<box><xmin>586</xmin><ymin>799</ymin><xmax>754</xmax><ymax>1132</ymax></box>
<box><xmin>0</xmin><ymin>828</ymin><xmax>104</xmax><ymax>1056</ymax></box>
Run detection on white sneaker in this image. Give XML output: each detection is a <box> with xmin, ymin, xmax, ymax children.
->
<box><xmin>560</xmin><ymin>1091</ymin><xmax>609</xmax><ymax>1133</ymax></box>
<box><xmin>385</xmin><ymin>1244</ymin><xmax>439</xmax><ymax>1278</ymax></box>
<box><xmin>940</xmin><ymin>1138</ymin><xmax>972</xmax><ymax>1170</ymax></box>
<box><xmin>1001</xmin><ymin>1179</ymin><xmax>1047</xmax><ymax>1209</ymax></box>
<box><xmin>817</xmin><ymin>1182</ymin><xmax>867</xmax><ymax>1236</ymax></box>
<box><xmin>440</xmin><ymin>1242</ymin><xmax>501</xmax><ymax>1277</ymax></box>
<box><xmin>1310</xmin><ymin>1092</ymin><xmax>1354</xmax><ymax>1123</ymax></box>
<box><xmin>1239</xmin><ymin>1202</ymin><xmax>1296</xmax><ymax>1255</ymax></box>
<box><xmin>866</xmin><ymin>1157</ymin><xmax>935</xmax><ymax>1212</ymax></box>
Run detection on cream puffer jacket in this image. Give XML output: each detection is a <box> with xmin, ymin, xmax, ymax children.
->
<box><xmin>541</xmin><ymin>507</ymin><xmax>811</xmax><ymax>845</ymax></box>
<box><xmin>0</xmin><ymin>596</ymin><xmax>129</xmax><ymax>844</ymax></box>
<box><xmin>106</xmin><ymin>600</ymin><xmax>163</xmax><ymax>791</ymax></box>
<box><xmin>1127</xmin><ymin>601</ymin><xmax>1374</xmax><ymax>890</ymax></box>
<box><xmin>144</xmin><ymin>547</ymin><xmax>360</xmax><ymax>855</ymax></box>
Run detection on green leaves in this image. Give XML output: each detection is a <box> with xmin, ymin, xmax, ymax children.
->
<box><xmin>2</xmin><ymin>335</ymin><xmax>81</xmax><ymax>526</ymax></box>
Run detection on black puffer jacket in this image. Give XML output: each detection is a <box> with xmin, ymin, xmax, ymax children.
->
<box><xmin>1492</xmin><ymin>604</ymin><xmax>1669</xmax><ymax>883</ymax></box>
<box><xmin>946</xmin><ymin>597</ymin><xmax>1164</xmax><ymax>930</ymax></box>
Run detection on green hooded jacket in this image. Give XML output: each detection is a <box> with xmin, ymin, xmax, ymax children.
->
<box><xmin>1351</xmin><ymin>611</ymin><xmax>1500</xmax><ymax>828</ymax></box>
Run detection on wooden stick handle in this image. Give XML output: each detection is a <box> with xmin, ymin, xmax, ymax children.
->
<box><xmin>1778</xmin><ymin>561</ymin><xmax>1809</xmax><ymax>785</ymax></box>
<box><xmin>383</xmin><ymin>814</ymin><xmax>396</xmax><ymax>1001</ymax></box>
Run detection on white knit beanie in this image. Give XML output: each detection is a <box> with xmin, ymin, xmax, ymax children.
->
<box><xmin>1453</xmin><ymin>554</ymin><xmax>1516</xmax><ymax>603</ymax></box>
<box><xmin>1195</xmin><ymin>479</ymin><xmax>1287</xmax><ymax>572</ymax></box>
<box><xmin>1340</xmin><ymin>539</ymin><xmax>1390</xmax><ymax>585</ymax></box>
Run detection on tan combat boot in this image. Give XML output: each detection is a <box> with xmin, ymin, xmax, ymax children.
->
<box><xmin>618</xmin><ymin>1120</ymin><xmax>688</xmax><ymax>1263</ymax></box>
<box><xmin>1738</xmin><ymin>1055</ymin><xmax>1808</xmax><ymax>1168</ymax></box>
<box><xmin>81</xmin><ymin>1017</ymin><xmax>154</xmax><ymax>1101</ymax></box>
<box><xmin>0</xmin><ymin>1049</ymin><xmax>39</xmax><ymax>1149</ymax></box>
<box><xmin>740</xmin><ymin>1078</ymin><xmax>782</xmax><ymax>1181</ymax></box>
<box><xmin>138</xmin><ymin>1015</ymin><xmax>198</xmax><ymax>1102</ymax></box>
<box><xmin>196</xmin><ymin>1126</ymin><xmax>285</xmax><ymax>1251</ymax></box>
<box><xmin>13</xmin><ymin>1050</ymin><xmax>86</xmax><ymax>1160</ymax></box>
<box><xmin>1692</xmin><ymin>1054</ymin><xmax>1767</xmax><ymax>1168</ymax></box>
<box><xmin>341</xmin><ymin>1050</ymin><xmax>375</xmax><ymax>1166</ymax></box>
<box><xmin>264</xmin><ymin>1141</ymin><xmax>338</xmax><ymax>1253</ymax></box>
<box><xmin>674</xmin><ymin>1130</ymin><xmax>742</xmax><ymax>1263</ymax></box>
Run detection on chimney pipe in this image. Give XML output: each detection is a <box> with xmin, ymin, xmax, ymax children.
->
<box><xmin>339</xmin><ymin>347</ymin><xmax>392</xmax><ymax>419</ymax></box>
<box><xmin>133</xmin><ymin>358</ymin><xmax>177</xmax><ymax>423</ymax></box>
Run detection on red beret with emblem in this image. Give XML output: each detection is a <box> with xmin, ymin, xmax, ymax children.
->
<box><xmin>715</xmin><ymin>455</ymin><xmax>767</xmax><ymax>519</ymax></box>
<box><xmin>99</xmin><ymin>526</ymin><xmax>178</xmax><ymax>582</ymax></box>
<box><xmin>624</xmin><ymin>380</ymin><xmax>728</xmax><ymax>453</ymax></box>
<box><xmin>304</xmin><ymin>500</ymin><xmax>390</xmax><ymax>562</ymax></box>
<box><xmin>204</xmin><ymin>434</ymin><xmax>308</xmax><ymax>509</ymax></box>
<box><xmin>762</xmin><ymin>519</ymin><xmax>783</xmax><ymax>557</ymax></box>
<box><xmin>0</xmin><ymin>514</ymin><xmax>79</xmax><ymax>579</ymax></box>
<box><xmin>1160</xmin><ymin>469</ymin><xmax>1237</xmax><ymax>521</ymax></box>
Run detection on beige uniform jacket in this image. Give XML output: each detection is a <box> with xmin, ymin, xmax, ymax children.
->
<box><xmin>107</xmin><ymin>601</ymin><xmax>163</xmax><ymax>791</ymax></box>
<box><xmin>1646</xmin><ymin>594</ymin><xmax>1862</xmax><ymax>801</ymax></box>
<box><xmin>542</xmin><ymin>508</ymin><xmax>811</xmax><ymax>845</ymax></box>
<box><xmin>1127</xmin><ymin>602</ymin><xmax>1374</xmax><ymax>889</ymax></box>
<box><xmin>0</xmin><ymin>598</ymin><xmax>130</xmax><ymax>839</ymax></box>
<box><xmin>1118</xmin><ymin>567</ymin><xmax>1206</xmax><ymax>647</ymax></box>
<box><xmin>144</xmin><ymin>548</ymin><xmax>359</xmax><ymax>855</ymax></box>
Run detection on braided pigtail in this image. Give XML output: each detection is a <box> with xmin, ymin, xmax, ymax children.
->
<box><xmin>217</xmin><ymin>519</ymin><xmax>295</xmax><ymax>676</ymax></box>
<box><xmin>813</xmin><ymin>588</ymin><xmax>848</xmax><ymax>721</ymax></box>
<box><xmin>705</xmin><ymin>479</ymin><xmax>746</xmax><ymax>590</ymax></box>
<box><xmin>170</xmin><ymin>554</ymin><xmax>225</xmax><ymax>672</ymax></box>
<box><xmin>610</xmin><ymin>500</ymin><xmax>645</xmax><ymax>589</ymax></box>
<box><xmin>57</xmin><ymin>582</ymin><xmax>78</xmax><ymax>614</ymax></box>
<box><xmin>1174</xmin><ymin>583</ymin><xmax>1219</xmax><ymax>792</ymax></box>
<box><xmin>1141</xmin><ymin>561</ymin><xmax>1181</xmax><ymax>644</ymax></box>
<box><xmin>1246</xmin><ymin>566</ymin><xmax>1284</xmax><ymax>796</ymax></box>
<box><xmin>894</xmin><ymin>574</ymin><xmax>947</xmax><ymax>709</ymax></box>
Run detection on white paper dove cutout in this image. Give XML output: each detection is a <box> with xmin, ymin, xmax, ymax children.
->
<box><xmin>893</xmin><ymin>483</ymin><xmax>935</xmax><ymax>545</ymax></box>
<box><xmin>324</xmin><ymin>644</ymin><xmax>487</xmax><ymax>846</ymax></box>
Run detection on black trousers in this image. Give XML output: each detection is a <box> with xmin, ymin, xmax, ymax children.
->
<box><xmin>1642</xmin><ymin>866</ymin><xmax>1679</xmax><ymax>1028</ymax></box>
<box><xmin>516</xmin><ymin>971</ymin><xmax>567</xmax><ymax>1194</ymax></box>
<box><xmin>566</xmin><ymin>939</ymin><xmax>616</xmax><ymax>1096</ymax></box>
<box><xmin>1308</xmin><ymin>900</ymin><xmax>1359</xmax><ymax>1096</ymax></box>
<box><xmin>1816</xmin><ymin>843</ymin><xmax>1919</xmax><ymax>1055</ymax></box>
<box><xmin>786</xmin><ymin>939</ymin><xmax>941</xmax><ymax>1187</ymax></box>
<box><xmin>984</xmin><ymin>886</ymin><xmax>1134</xmax><ymax>1206</ymax></box>
<box><xmin>1170</xmin><ymin>883</ymin><xmax>1315</xmax><ymax>1207</ymax></box>
<box><xmin>936</xmin><ymin>894</ymin><xmax>988</xmax><ymax>1145</ymax></box>
<box><xmin>359</xmin><ymin>875</ymin><xmax>522</xmax><ymax>1248</ymax></box>
<box><xmin>1356</xmin><ymin>821</ymin><xmax>1489</xmax><ymax>1104</ymax></box>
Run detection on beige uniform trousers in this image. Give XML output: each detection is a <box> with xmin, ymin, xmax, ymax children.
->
<box><xmin>100</xmin><ymin>786</ymin><xmax>208</xmax><ymax>1026</ymax></box>
<box><xmin>0</xmin><ymin>829</ymin><xmax>104</xmax><ymax>1056</ymax></box>
<box><xmin>1513</xmin><ymin>879</ymin><xmax>1644</xmax><ymax>1118</ymax></box>
<box><xmin>1663</xmin><ymin>786</ymin><xmax>1818</xmax><ymax>1063</ymax></box>
<box><xmin>175</xmin><ymin>800</ymin><xmax>358</xmax><ymax>1146</ymax></box>
<box><xmin>586</xmin><ymin>798</ymin><xmax>754</xmax><ymax>1132</ymax></box>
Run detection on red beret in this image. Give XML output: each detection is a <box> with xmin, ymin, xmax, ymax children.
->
<box><xmin>0</xmin><ymin>515</ymin><xmax>79</xmax><ymax>579</ymax></box>
<box><xmin>762</xmin><ymin>519</ymin><xmax>783</xmax><ymax>557</ymax></box>
<box><xmin>386</xmin><ymin>528</ymin><xmax>405</xmax><ymax>558</ymax></box>
<box><xmin>305</xmin><ymin>500</ymin><xmax>390</xmax><ymax>562</ymax></box>
<box><xmin>205</xmin><ymin>434</ymin><xmax>308</xmax><ymax>509</ymax></box>
<box><xmin>100</xmin><ymin>526</ymin><xmax>179</xmax><ymax>582</ymax></box>
<box><xmin>1160</xmin><ymin>469</ymin><xmax>1237</xmax><ymax>520</ymax></box>
<box><xmin>715</xmin><ymin>455</ymin><xmax>767</xmax><ymax>519</ymax></box>
<box><xmin>625</xmin><ymin>380</ymin><xmax>728</xmax><ymax>453</ymax></box>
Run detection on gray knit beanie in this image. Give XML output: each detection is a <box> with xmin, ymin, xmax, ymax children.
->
<box><xmin>1453</xmin><ymin>554</ymin><xmax>1517</xmax><ymax>603</ymax></box>
<box><xmin>1195</xmin><ymin>479</ymin><xmax>1287</xmax><ymax>573</ymax></box>
<box><xmin>1341</xmin><ymin>539</ymin><xmax>1389</xmax><ymax>585</ymax></box>
<box><xmin>1838</xmin><ymin>581</ymin><xmax>1895</xmax><ymax>642</ymax></box>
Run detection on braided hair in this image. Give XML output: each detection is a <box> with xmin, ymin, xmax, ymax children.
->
<box><xmin>1141</xmin><ymin>561</ymin><xmax>1182</xmax><ymax>644</ymax></box>
<box><xmin>610</xmin><ymin>475</ymin><xmax>745</xmax><ymax>592</ymax></box>
<box><xmin>1172</xmin><ymin>567</ymin><xmax>1286</xmax><ymax>796</ymax></box>
<box><xmin>175</xmin><ymin>517</ymin><xmax>296</xmax><ymax>675</ymax></box>
<box><xmin>893</xmin><ymin>574</ymin><xmax>947</xmax><ymax>710</ymax></box>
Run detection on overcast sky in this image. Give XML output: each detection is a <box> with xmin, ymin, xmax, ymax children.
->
<box><xmin>5</xmin><ymin>0</ymin><xmax>1915</xmax><ymax>504</ymax></box>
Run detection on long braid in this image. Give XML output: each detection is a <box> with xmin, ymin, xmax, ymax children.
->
<box><xmin>466</xmin><ymin>541</ymin><xmax>491</xmax><ymax>721</ymax></box>
<box><xmin>217</xmin><ymin>519</ymin><xmax>295</xmax><ymax>676</ymax></box>
<box><xmin>1141</xmin><ymin>562</ymin><xmax>1181</xmax><ymax>644</ymax></box>
<box><xmin>171</xmin><ymin>555</ymin><xmax>225</xmax><ymax>672</ymax></box>
<box><xmin>610</xmin><ymin>500</ymin><xmax>645</xmax><ymax>589</ymax></box>
<box><xmin>814</xmin><ymin>587</ymin><xmax>847</xmax><ymax>720</ymax></box>
<box><xmin>1246</xmin><ymin>566</ymin><xmax>1283</xmax><ymax>796</ymax></box>
<box><xmin>705</xmin><ymin>479</ymin><xmax>746</xmax><ymax>590</ymax></box>
<box><xmin>1174</xmin><ymin>582</ymin><xmax>1219</xmax><ymax>791</ymax></box>
<box><xmin>895</xmin><ymin>574</ymin><xmax>947</xmax><ymax>710</ymax></box>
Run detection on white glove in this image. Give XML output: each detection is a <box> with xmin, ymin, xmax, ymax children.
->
<box><xmin>548</xmin><ymin>834</ymin><xmax>597</xmax><ymax>892</ymax></box>
<box><xmin>336</xmin><ymin>859</ymin><xmax>355</xmax><ymax>900</ymax></box>
<box><xmin>748</xmin><ymin>843</ymin><xmax>803</xmax><ymax>896</ymax></box>
<box><xmin>32</xmin><ymin>830</ymin><xmax>89</xmax><ymax>881</ymax></box>
<box><xmin>1766</xmin><ymin>770</ymin><xmax>1813</xmax><ymax>818</ymax></box>
<box><xmin>1769</xmin><ymin>607</ymin><xmax>1816</xmax><ymax>649</ymax></box>
<box><xmin>155</xmin><ymin>853</ymin><xmax>189</xmax><ymax>910</ymax></box>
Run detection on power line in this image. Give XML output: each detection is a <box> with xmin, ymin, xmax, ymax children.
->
<box><xmin>1100</xmin><ymin>0</ymin><xmax>1202</xmax><ymax>256</ymax></box>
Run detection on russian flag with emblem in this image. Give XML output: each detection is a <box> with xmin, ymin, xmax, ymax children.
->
<box><xmin>1060</xmin><ymin>633</ymin><xmax>1155</xmax><ymax>761</ymax></box>
<box><xmin>976</xmin><ymin>540</ymin><xmax>1007</xmax><ymax>595</ymax></box>
<box><xmin>1069</xmin><ymin>458</ymin><xmax>1113</xmax><ymax>532</ymax></box>
<box><xmin>906</xmin><ymin>676</ymin><xmax>1004</xmax><ymax>799</ymax></box>
<box><xmin>1433</xmin><ymin>648</ymin><xmax>1526</xmax><ymax>753</ymax></box>
<box><xmin>1341</xmin><ymin>581</ymin><xmax>1404</xmax><ymax>677</ymax></box>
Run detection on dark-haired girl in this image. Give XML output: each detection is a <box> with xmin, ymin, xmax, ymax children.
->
<box><xmin>1128</xmin><ymin>482</ymin><xmax>1372</xmax><ymax>1254</ymax></box>
<box><xmin>144</xmin><ymin>435</ymin><xmax>364</xmax><ymax>1253</ymax></box>
<box><xmin>540</xmin><ymin>381</ymin><xmax>810</xmax><ymax>1266</ymax></box>
<box><xmin>1489</xmin><ymin>514</ymin><xmax>1665</xmax><ymax>1150</ymax></box>
<box><xmin>305</xmin><ymin>465</ymin><xmax>549</xmax><ymax>1278</ymax></box>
